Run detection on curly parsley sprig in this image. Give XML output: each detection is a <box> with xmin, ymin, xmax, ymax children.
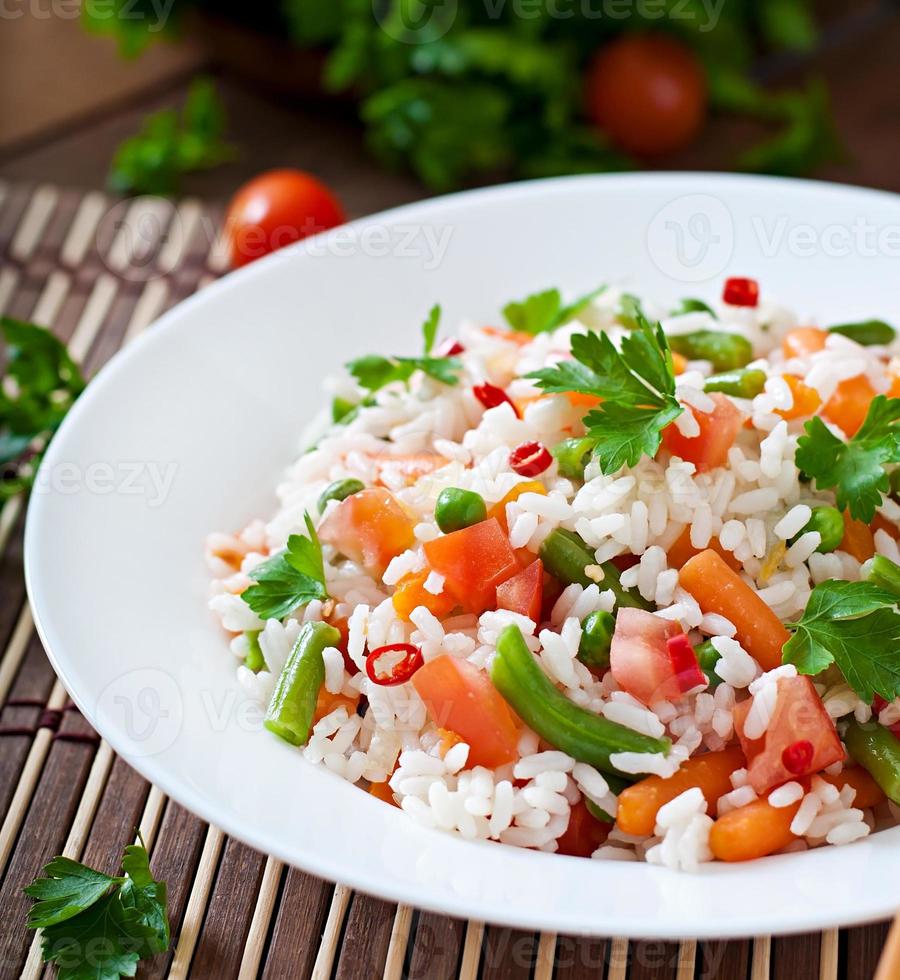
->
<box><xmin>795</xmin><ymin>394</ymin><xmax>900</xmax><ymax>523</ymax></box>
<box><xmin>527</xmin><ymin>311</ymin><xmax>682</xmax><ymax>473</ymax></box>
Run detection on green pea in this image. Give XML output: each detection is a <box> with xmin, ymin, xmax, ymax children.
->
<box><xmin>672</xmin><ymin>298</ymin><xmax>716</xmax><ymax>318</ymax></box>
<box><xmin>704</xmin><ymin>368</ymin><xmax>767</xmax><ymax>399</ymax></box>
<box><xmin>792</xmin><ymin>506</ymin><xmax>844</xmax><ymax>553</ymax></box>
<box><xmin>435</xmin><ymin>487</ymin><xmax>487</xmax><ymax>533</ymax></box>
<box><xmin>551</xmin><ymin>437</ymin><xmax>593</xmax><ymax>480</ymax></box>
<box><xmin>317</xmin><ymin>478</ymin><xmax>365</xmax><ymax>514</ymax></box>
<box><xmin>668</xmin><ymin>330</ymin><xmax>754</xmax><ymax>372</ymax></box>
<box><xmin>828</xmin><ymin>320</ymin><xmax>896</xmax><ymax>346</ymax></box>
<box><xmin>695</xmin><ymin>640</ymin><xmax>721</xmax><ymax>689</ymax></box>
<box><xmin>577</xmin><ymin>610</ymin><xmax>615</xmax><ymax>669</ymax></box>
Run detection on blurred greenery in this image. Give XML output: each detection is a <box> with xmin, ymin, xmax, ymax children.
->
<box><xmin>91</xmin><ymin>0</ymin><xmax>841</xmax><ymax>193</ymax></box>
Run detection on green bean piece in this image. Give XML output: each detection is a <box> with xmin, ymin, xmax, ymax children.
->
<box><xmin>844</xmin><ymin>720</ymin><xmax>900</xmax><ymax>805</ymax></box>
<box><xmin>865</xmin><ymin>554</ymin><xmax>900</xmax><ymax>597</ymax></box>
<box><xmin>578</xmin><ymin>610</ymin><xmax>615</xmax><ymax>669</ymax></box>
<box><xmin>435</xmin><ymin>487</ymin><xmax>487</xmax><ymax>533</ymax></box>
<box><xmin>331</xmin><ymin>396</ymin><xmax>358</xmax><ymax>424</ymax></box>
<box><xmin>551</xmin><ymin>437</ymin><xmax>594</xmax><ymax>480</ymax></box>
<box><xmin>694</xmin><ymin>639</ymin><xmax>721</xmax><ymax>689</ymax></box>
<box><xmin>791</xmin><ymin>505</ymin><xmax>844</xmax><ymax>554</ymax></box>
<box><xmin>828</xmin><ymin>320</ymin><xmax>896</xmax><ymax>346</ymax></box>
<box><xmin>672</xmin><ymin>298</ymin><xmax>716</xmax><ymax>318</ymax></box>
<box><xmin>317</xmin><ymin>478</ymin><xmax>365</xmax><ymax>514</ymax></box>
<box><xmin>668</xmin><ymin>330</ymin><xmax>754</xmax><ymax>371</ymax></box>
<box><xmin>703</xmin><ymin>368</ymin><xmax>767</xmax><ymax>399</ymax></box>
<box><xmin>492</xmin><ymin>625</ymin><xmax>670</xmax><ymax>777</ymax></box>
<box><xmin>244</xmin><ymin>630</ymin><xmax>266</xmax><ymax>673</ymax></box>
<box><xmin>264</xmin><ymin>622</ymin><xmax>340</xmax><ymax>746</ymax></box>
<box><xmin>539</xmin><ymin>528</ymin><xmax>651</xmax><ymax>610</ymax></box>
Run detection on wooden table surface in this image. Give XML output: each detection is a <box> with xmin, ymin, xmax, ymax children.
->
<box><xmin>0</xmin><ymin>7</ymin><xmax>899</xmax><ymax>979</ymax></box>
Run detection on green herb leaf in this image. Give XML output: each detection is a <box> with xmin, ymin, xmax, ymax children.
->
<box><xmin>421</xmin><ymin>304</ymin><xmax>441</xmax><ymax>355</ymax></box>
<box><xmin>25</xmin><ymin>842</ymin><xmax>169</xmax><ymax>980</ymax></box>
<box><xmin>503</xmin><ymin>286</ymin><xmax>605</xmax><ymax>336</ymax></box>
<box><xmin>783</xmin><ymin>580</ymin><xmax>900</xmax><ymax>702</ymax></box>
<box><xmin>795</xmin><ymin>395</ymin><xmax>900</xmax><ymax>522</ymax></box>
<box><xmin>242</xmin><ymin>513</ymin><xmax>329</xmax><ymax>620</ymax></box>
<box><xmin>528</xmin><ymin>312</ymin><xmax>682</xmax><ymax>472</ymax></box>
<box><xmin>108</xmin><ymin>78</ymin><xmax>234</xmax><ymax>196</ymax></box>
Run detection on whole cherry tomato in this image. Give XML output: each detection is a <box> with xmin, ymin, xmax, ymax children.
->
<box><xmin>585</xmin><ymin>34</ymin><xmax>707</xmax><ymax>157</ymax></box>
<box><xmin>225</xmin><ymin>168</ymin><xmax>346</xmax><ymax>267</ymax></box>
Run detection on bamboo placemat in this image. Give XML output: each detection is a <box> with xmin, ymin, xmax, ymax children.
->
<box><xmin>0</xmin><ymin>180</ymin><xmax>891</xmax><ymax>980</ymax></box>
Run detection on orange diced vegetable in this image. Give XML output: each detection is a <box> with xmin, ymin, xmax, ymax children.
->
<box><xmin>661</xmin><ymin>393</ymin><xmax>744</xmax><ymax>472</ymax></box>
<box><xmin>679</xmin><ymin>550</ymin><xmax>790</xmax><ymax>671</ymax></box>
<box><xmin>821</xmin><ymin>766</ymin><xmax>885</xmax><ymax>809</ymax></box>
<box><xmin>436</xmin><ymin>728</ymin><xmax>464</xmax><ymax>757</ymax></box>
<box><xmin>872</xmin><ymin>513</ymin><xmax>899</xmax><ymax>542</ymax></box>
<box><xmin>776</xmin><ymin>374</ymin><xmax>822</xmax><ymax>421</ymax></box>
<box><xmin>424</xmin><ymin>518</ymin><xmax>519</xmax><ymax>614</ymax></box>
<box><xmin>617</xmin><ymin>746</ymin><xmax>745</xmax><ymax>836</ymax></box>
<box><xmin>823</xmin><ymin>374</ymin><xmax>877</xmax><ymax>437</ymax></box>
<box><xmin>666</xmin><ymin>526</ymin><xmax>741</xmax><ymax>573</ymax></box>
<box><xmin>319</xmin><ymin>488</ymin><xmax>414</xmax><ymax>577</ymax></box>
<box><xmin>369</xmin><ymin>780</ymin><xmax>398</xmax><ymax>806</ymax></box>
<box><xmin>412</xmin><ymin>655</ymin><xmax>520</xmax><ymax>769</ymax></box>
<box><xmin>782</xmin><ymin>327</ymin><xmax>827</xmax><ymax>359</ymax></box>
<box><xmin>313</xmin><ymin>688</ymin><xmax>360</xmax><ymax>726</ymax></box>
<box><xmin>672</xmin><ymin>351</ymin><xmax>688</xmax><ymax>375</ymax></box>
<box><xmin>709</xmin><ymin>797</ymin><xmax>801</xmax><ymax>862</ymax></box>
<box><xmin>840</xmin><ymin>514</ymin><xmax>875</xmax><ymax>563</ymax></box>
<box><xmin>487</xmin><ymin>481</ymin><xmax>547</xmax><ymax>533</ymax></box>
<box><xmin>565</xmin><ymin>391</ymin><xmax>602</xmax><ymax>409</ymax></box>
<box><xmin>482</xmin><ymin>325</ymin><xmax>532</xmax><ymax>347</ymax></box>
<box><xmin>495</xmin><ymin>559</ymin><xmax>543</xmax><ymax>622</ymax></box>
<box><xmin>392</xmin><ymin>569</ymin><xmax>457</xmax><ymax>621</ymax></box>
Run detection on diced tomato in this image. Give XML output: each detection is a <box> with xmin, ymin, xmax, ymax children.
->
<box><xmin>661</xmin><ymin>393</ymin><xmax>744</xmax><ymax>472</ymax></box>
<box><xmin>412</xmin><ymin>655</ymin><xmax>519</xmax><ymax>769</ymax></box>
<box><xmin>666</xmin><ymin>526</ymin><xmax>741</xmax><ymax>573</ymax></box>
<box><xmin>318</xmin><ymin>488</ymin><xmax>414</xmax><ymax>577</ymax></box>
<box><xmin>732</xmin><ymin>675</ymin><xmax>844</xmax><ymax>794</ymax></box>
<box><xmin>392</xmin><ymin>569</ymin><xmax>457</xmax><ymax>621</ymax></box>
<box><xmin>610</xmin><ymin>608</ymin><xmax>704</xmax><ymax>704</ymax></box>
<box><xmin>782</xmin><ymin>327</ymin><xmax>827</xmax><ymax>360</ymax></box>
<box><xmin>776</xmin><ymin>374</ymin><xmax>822</xmax><ymax>421</ymax></box>
<box><xmin>555</xmin><ymin>800</ymin><xmax>611</xmax><ymax>857</ymax></box>
<box><xmin>496</xmin><ymin>559</ymin><xmax>543</xmax><ymax>622</ymax></box>
<box><xmin>823</xmin><ymin>374</ymin><xmax>877</xmax><ymax>437</ymax></box>
<box><xmin>424</xmin><ymin>518</ymin><xmax>519</xmax><ymax>614</ymax></box>
<box><xmin>722</xmin><ymin>277</ymin><xmax>759</xmax><ymax>308</ymax></box>
<box><xmin>373</xmin><ymin>451</ymin><xmax>447</xmax><ymax>488</ymax></box>
<box><xmin>487</xmin><ymin>481</ymin><xmax>546</xmax><ymax>534</ymax></box>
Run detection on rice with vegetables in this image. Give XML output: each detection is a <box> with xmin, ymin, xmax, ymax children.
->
<box><xmin>206</xmin><ymin>278</ymin><xmax>900</xmax><ymax>870</ymax></box>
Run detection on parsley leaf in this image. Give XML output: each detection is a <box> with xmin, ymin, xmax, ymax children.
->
<box><xmin>503</xmin><ymin>286</ymin><xmax>605</xmax><ymax>336</ymax></box>
<box><xmin>345</xmin><ymin>304</ymin><xmax>461</xmax><ymax>396</ymax></box>
<box><xmin>242</xmin><ymin>513</ymin><xmax>329</xmax><ymax>620</ymax></box>
<box><xmin>528</xmin><ymin>313</ymin><xmax>682</xmax><ymax>472</ymax></box>
<box><xmin>783</xmin><ymin>580</ymin><xmax>900</xmax><ymax>702</ymax></box>
<box><xmin>108</xmin><ymin>78</ymin><xmax>234</xmax><ymax>196</ymax></box>
<box><xmin>1</xmin><ymin>317</ymin><xmax>85</xmax><ymax>501</ymax></box>
<box><xmin>25</xmin><ymin>841</ymin><xmax>169</xmax><ymax>980</ymax></box>
<box><xmin>795</xmin><ymin>395</ymin><xmax>900</xmax><ymax>522</ymax></box>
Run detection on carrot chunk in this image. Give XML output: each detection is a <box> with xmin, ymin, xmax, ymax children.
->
<box><xmin>709</xmin><ymin>797</ymin><xmax>801</xmax><ymax>862</ymax></box>
<box><xmin>840</xmin><ymin>514</ymin><xmax>875</xmax><ymax>563</ymax></box>
<box><xmin>679</xmin><ymin>550</ymin><xmax>790</xmax><ymax>671</ymax></box>
<box><xmin>821</xmin><ymin>766</ymin><xmax>885</xmax><ymax>809</ymax></box>
<box><xmin>782</xmin><ymin>327</ymin><xmax>827</xmax><ymax>359</ymax></box>
<box><xmin>823</xmin><ymin>374</ymin><xmax>877</xmax><ymax>437</ymax></box>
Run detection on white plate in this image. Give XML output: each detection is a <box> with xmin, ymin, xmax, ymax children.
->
<box><xmin>25</xmin><ymin>174</ymin><xmax>900</xmax><ymax>938</ymax></box>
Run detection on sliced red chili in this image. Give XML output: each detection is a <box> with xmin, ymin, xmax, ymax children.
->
<box><xmin>365</xmin><ymin>643</ymin><xmax>424</xmax><ymax>686</ymax></box>
<box><xmin>722</xmin><ymin>277</ymin><xmax>759</xmax><ymax>308</ymax></box>
<box><xmin>665</xmin><ymin>634</ymin><xmax>706</xmax><ymax>693</ymax></box>
<box><xmin>473</xmin><ymin>382</ymin><xmax>520</xmax><ymax>418</ymax></box>
<box><xmin>509</xmin><ymin>441</ymin><xmax>552</xmax><ymax>477</ymax></box>
<box><xmin>781</xmin><ymin>739</ymin><xmax>815</xmax><ymax>775</ymax></box>
<box><xmin>436</xmin><ymin>338</ymin><xmax>465</xmax><ymax>357</ymax></box>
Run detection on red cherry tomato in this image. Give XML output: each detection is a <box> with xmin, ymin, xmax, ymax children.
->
<box><xmin>225</xmin><ymin>168</ymin><xmax>346</xmax><ymax>268</ymax></box>
<box><xmin>585</xmin><ymin>34</ymin><xmax>707</xmax><ymax>157</ymax></box>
